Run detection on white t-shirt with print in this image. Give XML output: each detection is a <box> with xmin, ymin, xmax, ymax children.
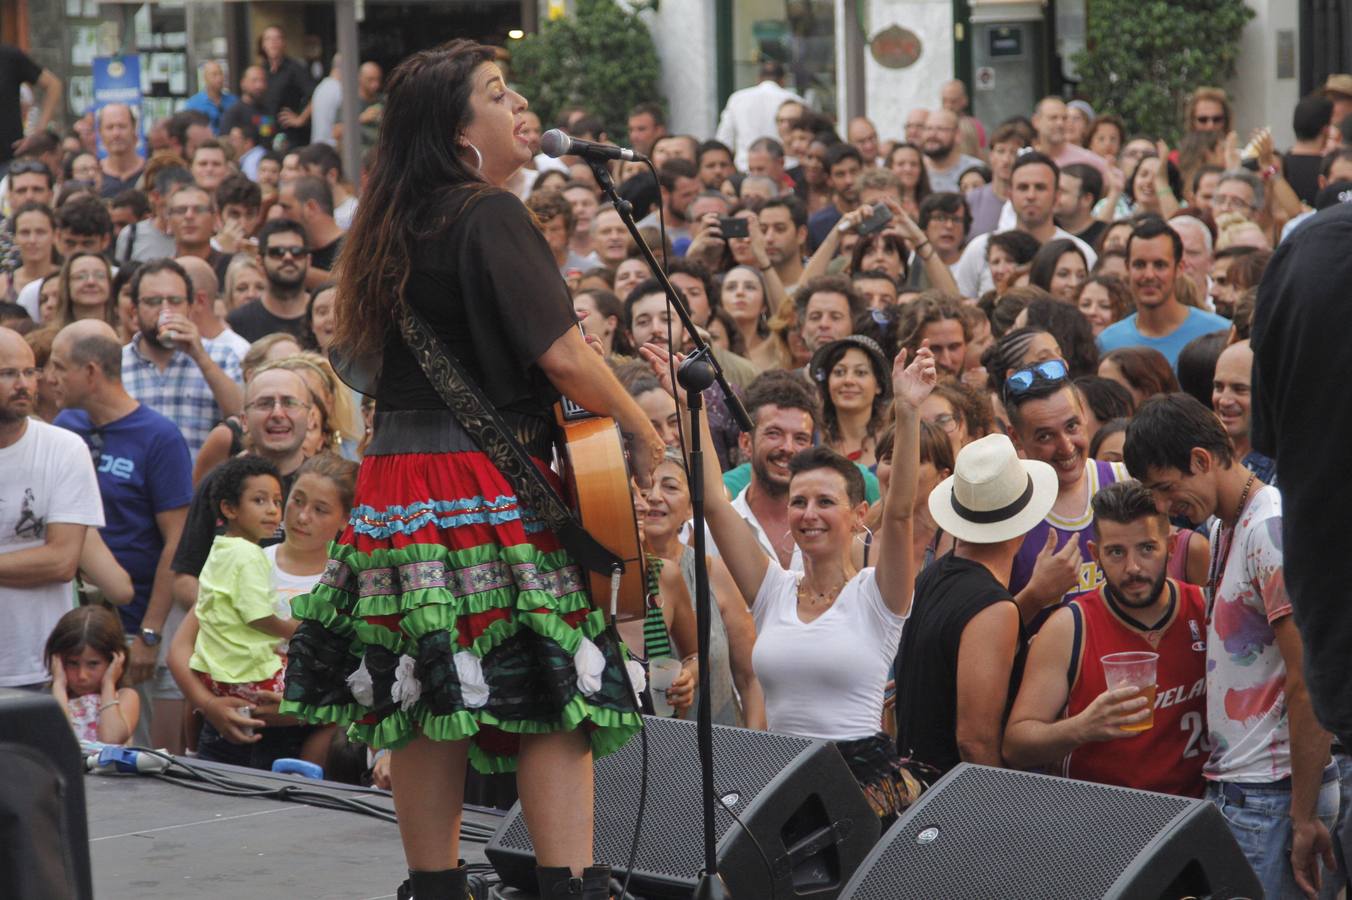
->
<box><xmin>263</xmin><ymin>544</ymin><xmax>324</xmax><ymax>655</ymax></box>
<box><xmin>751</xmin><ymin>565</ymin><xmax>907</xmax><ymax>741</ymax></box>
<box><xmin>0</xmin><ymin>421</ymin><xmax>105</xmax><ymax>686</ymax></box>
<box><xmin>1204</xmin><ymin>486</ymin><xmax>1293</xmax><ymax>783</ymax></box>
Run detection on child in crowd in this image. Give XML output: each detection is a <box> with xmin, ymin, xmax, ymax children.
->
<box><xmin>189</xmin><ymin>456</ymin><xmax>296</xmax><ymax>705</ymax></box>
<box><xmin>46</xmin><ymin>605</ymin><xmax>141</xmax><ymax>744</ymax></box>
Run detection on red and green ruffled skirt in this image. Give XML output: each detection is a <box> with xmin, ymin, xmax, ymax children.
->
<box><xmin>279</xmin><ymin>449</ymin><xmax>643</xmax><ymax>774</ymax></box>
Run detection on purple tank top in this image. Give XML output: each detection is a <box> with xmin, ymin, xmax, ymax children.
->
<box><xmin>1009</xmin><ymin>459</ymin><xmax>1128</xmax><ymax>632</ymax></box>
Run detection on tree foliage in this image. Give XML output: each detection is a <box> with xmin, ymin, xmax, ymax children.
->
<box><xmin>1072</xmin><ymin>0</ymin><xmax>1254</xmax><ymax>142</ymax></box>
<box><xmin>510</xmin><ymin>0</ymin><xmax>665</xmax><ymax>141</ymax></box>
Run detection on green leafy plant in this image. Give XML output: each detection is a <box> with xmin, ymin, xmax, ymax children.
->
<box><xmin>1072</xmin><ymin>0</ymin><xmax>1254</xmax><ymax>142</ymax></box>
<box><xmin>510</xmin><ymin>0</ymin><xmax>665</xmax><ymax>142</ymax></box>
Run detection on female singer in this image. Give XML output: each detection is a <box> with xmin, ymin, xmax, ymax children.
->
<box><xmin>279</xmin><ymin>40</ymin><xmax>663</xmax><ymax>900</ymax></box>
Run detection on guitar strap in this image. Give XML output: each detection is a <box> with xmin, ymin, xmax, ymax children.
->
<box><xmin>398</xmin><ymin>306</ymin><xmax>624</xmax><ymax>578</ymax></box>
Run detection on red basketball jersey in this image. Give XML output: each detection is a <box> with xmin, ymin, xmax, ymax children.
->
<box><xmin>1062</xmin><ymin>582</ymin><xmax>1209</xmax><ymax>797</ymax></box>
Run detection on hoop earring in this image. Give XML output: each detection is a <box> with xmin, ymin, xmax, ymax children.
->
<box><xmin>462</xmin><ymin>141</ymin><xmax>483</xmax><ymax>172</ymax></box>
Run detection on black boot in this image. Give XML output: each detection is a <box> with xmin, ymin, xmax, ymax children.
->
<box><xmin>394</xmin><ymin>861</ymin><xmax>471</xmax><ymax>900</ymax></box>
<box><xmin>535</xmin><ymin>864</ymin><xmax>613</xmax><ymax>899</ymax></box>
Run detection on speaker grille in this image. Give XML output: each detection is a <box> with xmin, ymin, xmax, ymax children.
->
<box><xmin>846</xmin><ymin>766</ymin><xmax>1192</xmax><ymax>899</ymax></box>
<box><xmin>495</xmin><ymin>717</ymin><xmax>818</xmax><ymax>879</ymax></box>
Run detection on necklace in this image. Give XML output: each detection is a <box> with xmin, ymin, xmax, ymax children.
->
<box><xmin>797</xmin><ymin>573</ymin><xmax>852</xmax><ymax>607</ymax></box>
<box><xmin>1205</xmin><ymin>471</ymin><xmax>1257</xmax><ymax>611</ymax></box>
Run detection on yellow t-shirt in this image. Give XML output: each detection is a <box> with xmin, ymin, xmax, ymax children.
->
<box><xmin>190</xmin><ymin>535</ymin><xmax>283</xmax><ymax>683</ymax></box>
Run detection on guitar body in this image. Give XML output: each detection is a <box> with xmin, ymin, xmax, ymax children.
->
<box><xmin>555</xmin><ymin>402</ymin><xmax>647</xmax><ymax>622</ymax></box>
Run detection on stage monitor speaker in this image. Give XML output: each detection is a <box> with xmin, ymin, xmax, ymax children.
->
<box><xmin>839</xmin><ymin>763</ymin><xmax>1262</xmax><ymax>900</ymax></box>
<box><xmin>0</xmin><ymin>688</ymin><xmax>94</xmax><ymax>900</ymax></box>
<box><xmin>486</xmin><ymin>716</ymin><xmax>880</xmax><ymax>899</ymax></box>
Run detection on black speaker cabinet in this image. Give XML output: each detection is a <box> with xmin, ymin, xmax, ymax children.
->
<box><xmin>839</xmin><ymin>763</ymin><xmax>1262</xmax><ymax>899</ymax></box>
<box><xmin>0</xmin><ymin>688</ymin><xmax>94</xmax><ymax>900</ymax></box>
<box><xmin>486</xmin><ymin>716</ymin><xmax>880</xmax><ymax>898</ymax></box>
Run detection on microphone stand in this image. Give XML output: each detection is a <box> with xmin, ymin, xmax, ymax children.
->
<box><xmin>588</xmin><ymin>157</ymin><xmax>749</xmax><ymax>900</ymax></box>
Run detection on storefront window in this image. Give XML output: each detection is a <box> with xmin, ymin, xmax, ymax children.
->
<box><xmin>731</xmin><ymin>0</ymin><xmax>837</xmax><ymax>119</ymax></box>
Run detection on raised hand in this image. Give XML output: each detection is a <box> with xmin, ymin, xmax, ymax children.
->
<box><xmin>104</xmin><ymin>649</ymin><xmax>126</xmax><ymax>689</ymax></box>
<box><xmin>892</xmin><ymin>342</ymin><xmax>938</xmax><ymax>409</ymax></box>
<box><xmin>638</xmin><ymin>342</ymin><xmax>688</xmax><ymax>405</ymax></box>
<box><xmin>1026</xmin><ymin>530</ymin><xmax>1083</xmax><ymax>608</ymax></box>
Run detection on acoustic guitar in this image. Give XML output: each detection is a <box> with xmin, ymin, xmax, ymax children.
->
<box><xmin>555</xmin><ymin>397</ymin><xmax>648</xmax><ymax>622</ymax></box>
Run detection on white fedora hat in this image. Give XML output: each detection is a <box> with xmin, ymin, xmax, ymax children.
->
<box><xmin>929</xmin><ymin>434</ymin><xmax>1058</xmax><ymax>544</ymax></box>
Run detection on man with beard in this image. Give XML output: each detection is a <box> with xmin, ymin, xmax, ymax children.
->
<box><xmin>219</xmin><ymin>66</ymin><xmax>276</xmax><ymax>149</ymax></box>
<box><xmin>50</xmin><ymin>320</ymin><xmax>192</xmax><ymax>749</ymax></box>
<box><xmin>922</xmin><ymin>109</ymin><xmax>983</xmax><ymax>193</ymax></box>
<box><xmin>725</xmin><ymin>371</ymin><xmax>819</xmax><ymax>573</ymax></box>
<box><xmin>1004</xmin><ymin>479</ymin><xmax>1208</xmax><ymax>797</ymax></box>
<box><xmin>758</xmin><ymin>196</ymin><xmax>808</xmax><ymax>289</ymax></box>
<box><xmin>226</xmin><ymin>220</ymin><xmax>311</xmax><ymax>341</ymax></box>
<box><xmin>0</xmin><ymin>327</ymin><xmax>103</xmax><ymax>691</ymax></box>
<box><xmin>1126</xmin><ymin>395</ymin><xmax>1339</xmax><ymax>900</ymax></box>
<box><xmin>636</xmin><ymin>158</ymin><xmax>700</xmax><ymax>244</ymax></box>
<box><xmin>275</xmin><ymin>176</ymin><xmax>344</xmax><ymax>289</ymax></box>
<box><xmin>807</xmin><ymin>143</ymin><xmax>864</xmax><ymax>251</ymax></box>
<box><xmin>121</xmin><ymin>258</ymin><xmax>243</xmax><ymax>456</ymax></box>
<box><xmin>1003</xmin><ymin>359</ymin><xmax>1130</xmax><ymax>631</ymax></box>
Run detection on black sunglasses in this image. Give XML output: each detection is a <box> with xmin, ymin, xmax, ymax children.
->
<box><xmin>264</xmin><ymin>246</ymin><xmax>309</xmax><ymax>260</ymax></box>
<box><xmin>1003</xmin><ymin>359</ymin><xmax>1069</xmax><ymax>402</ymax></box>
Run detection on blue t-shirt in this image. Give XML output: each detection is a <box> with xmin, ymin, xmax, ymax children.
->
<box><xmin>55</xmin><ymin>404</ymin><xmax>194</xmax><ymax>631</ymax></box>
<box><xmin>1096</xmin><ymin>307</ymin><xmax>1232</xmax><ymax>369</ymax></box>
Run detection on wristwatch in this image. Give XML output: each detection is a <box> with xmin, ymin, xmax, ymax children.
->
<box><xmin>139</xmin><ymin>628</ymin><xmax>162</xmax><ymax>647</ymax></box>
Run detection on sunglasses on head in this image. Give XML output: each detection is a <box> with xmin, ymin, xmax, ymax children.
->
<box><xmin>1004</xmin><ymin>359</ymin><xmax>1069</xmax><ymax>402</ymax></box>
<box><xmin>9</xmin><ymin>160</ymin><xmax>50</xmax><ymax>177</ymax></box>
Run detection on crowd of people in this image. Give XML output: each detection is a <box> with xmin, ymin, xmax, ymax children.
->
<box><xmin>2</xmin><ymin>30</ymin><xmax>1352</xmax><ymax>899</ymax></box>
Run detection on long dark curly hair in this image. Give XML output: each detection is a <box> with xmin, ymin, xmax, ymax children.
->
<box><xmin>333</xmin><ymin>40</ymin><xmax>497</xmax><ymax>360</ymax></box>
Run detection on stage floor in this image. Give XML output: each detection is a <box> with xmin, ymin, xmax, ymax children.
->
<box><xmin>86</xmin><ymin>761</ymin><xmax>502</xmax><ymax>900</ymax></box>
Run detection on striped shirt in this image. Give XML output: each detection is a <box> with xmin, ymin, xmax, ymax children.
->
<box><xmin>121</xmin><ymin>334</ymin><xmax>243</xmax><ymax>457</ymax></box>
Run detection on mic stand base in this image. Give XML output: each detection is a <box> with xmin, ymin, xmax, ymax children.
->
<box><xmin>693</xmin><ymin>871</ymin><xmax>732</xmax><ymax>900</ymax></box>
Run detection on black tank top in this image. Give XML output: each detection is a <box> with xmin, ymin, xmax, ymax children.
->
<box><xmin>893</xmin><ymin>552</ymin><xmax>1026</xmax><ymax>774</ymax></box>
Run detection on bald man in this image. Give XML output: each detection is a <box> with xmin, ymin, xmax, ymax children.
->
<box><xmin>0</xmin><ymin>326</ymin><xmax>105</xmax><ymax>690</ymax></box>
<box><xmin>1033</xmin><ymin>96</ymin><xmax>1107</xmax><ymax>177</ymax></box>
<box><xmin>184</xmin><ymin>60</ymin><xmax>239</xmax><ymax>135</ymax></box>
<box><xmin>177</xmin><ymin>256</ymin><xmax>249</xmax><ymax>360</ymax></box>
<box><xmin>50</xmin><ymin>320</ymin><xmax>194</xmax><ymax>747</ymax></box>
<box><xmin>97</xmin><ymin>103</ymin><xmax>146</xmax><ymax>198</ymax></box>
<box><xmin>220</xmin><ymin>66</ymin><xmax>270</xmax><ymax>147</ymax></box>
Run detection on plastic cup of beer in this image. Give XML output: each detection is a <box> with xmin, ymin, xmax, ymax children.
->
<box><xmin>647</xmin><ymin>656</ymin><xmax>682</xmax><ymax>718</ymax></box>
<box><xmin>1101</xmin><ymin>651</ymin><xmax>1159</xmax><ymax>732</ymax></box>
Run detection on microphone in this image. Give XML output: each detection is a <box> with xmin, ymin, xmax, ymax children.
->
<box><xmin>540</xmin><ymin>129</ymin><xmax>646</xmax><ymax>162</ymax></box>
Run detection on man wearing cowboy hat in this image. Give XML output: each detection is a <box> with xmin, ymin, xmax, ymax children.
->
<box><xmin>1003</xmin><ymin>479</ymin><xmax>1208</xmax><ymax>798</ymax></box>
<box><xmin>893</xmin><ymin>432</ymin><xmax>1057</xmax><ymax>775</ymax></box>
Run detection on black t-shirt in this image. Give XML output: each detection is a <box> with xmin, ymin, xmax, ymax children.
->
<box><xmin>226</xmin><ymin>298</ymin><xmax>308</xmax><ymax>342</ymax></box>
<box><xmin>261</xmin><ymin>57</ymin><xmax>314</xmax><ymax>150</ymax></box>
<box><xmin>310</xmin><ymin>235</ymin><xmax>343</xmax><ymax>273</ymax></box>
<box><xmin>894</xmin><ymin>552</ymin><xmax>1027</xmax><ymax>774</ymax></box>
<box><xmin>0</xmin><ymin>45</ymin><xmax>41</xmax><ymax>167</ymax></box>
<box><xmin>1072</xmin><ymin>219</ymin><xmax>1108</xmax><ymax>249</ymax></box>
<box><xmin>171</xmin><ymin>463</ymin><xmax>298</xmax><ymax>579</ymax></box>
<box><xmin>99</xmin><ymin>163</ymin><xmax>146</xmax><ymax>199</ymax></box>
<box><xmin>1251</xmin><ymin>201</ymin><xmax>1352</xmax><ymax>740</ymax></box>
<box><xmin>1282</xmin><ymin>152</ymin><xmax>1324</xmax><ymax>208</ymax></box>
<box><xmin>375</xmin><ymin>188</ymin><xmax>577</xmax><ymax>424</ymax></box>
